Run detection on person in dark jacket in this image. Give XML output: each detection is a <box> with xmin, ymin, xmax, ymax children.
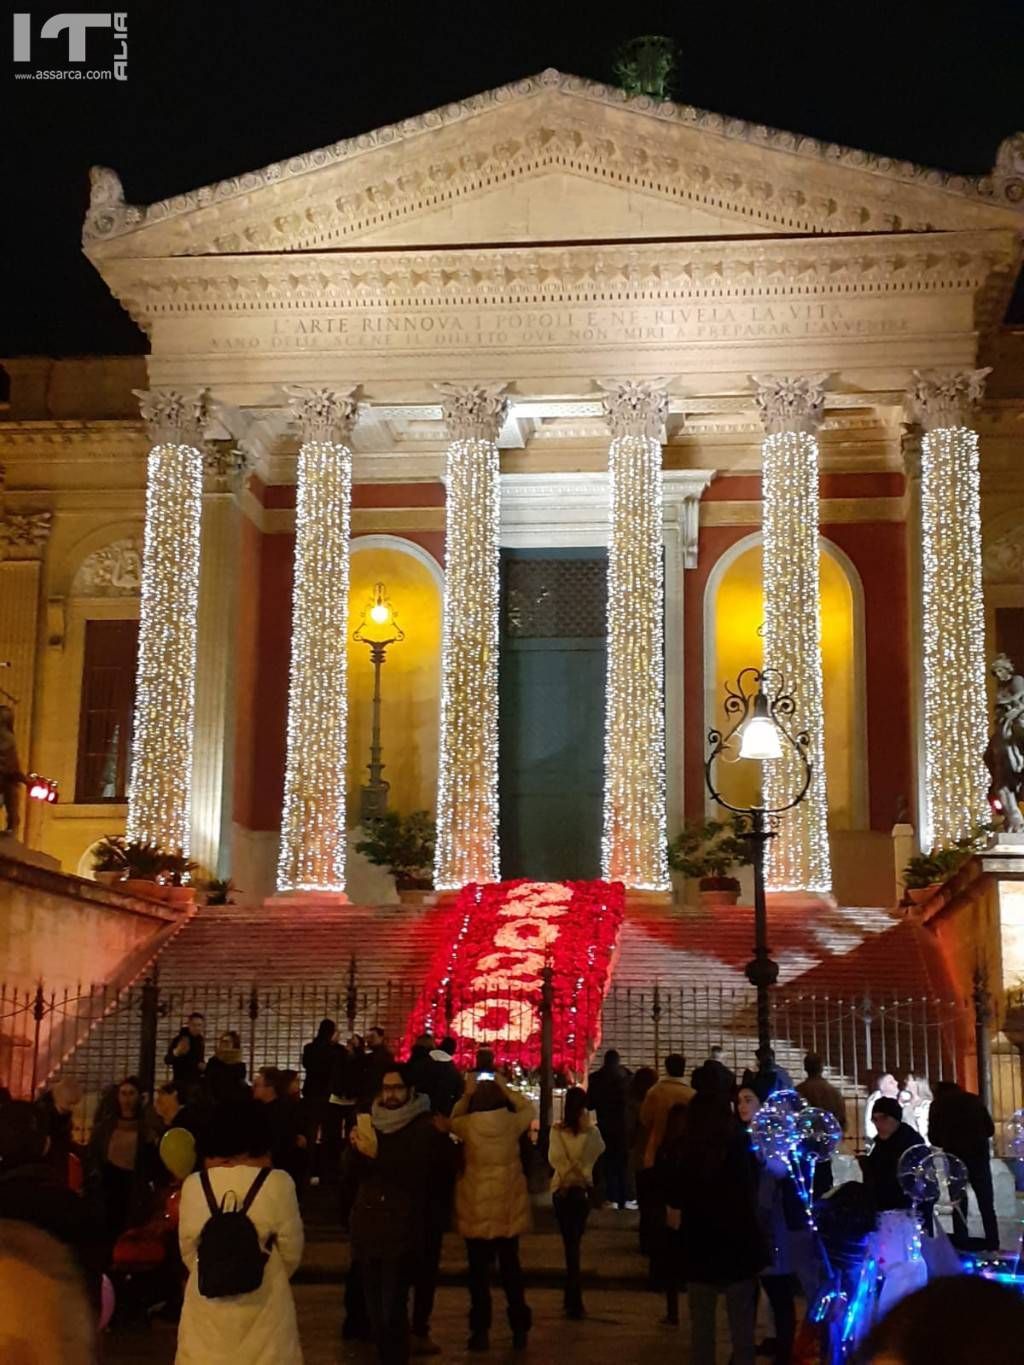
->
<box><xmin>203</xmin><ymin>1030</ymin><xmax>247</xmax><ymax>1106</ymax></box>
<box><xmin>586</xmin><ymin>1049</ymin><xmax>631</xmax><ymax>1208</ymax></box>
<box><xmin>86</xmin><ymin>1075</ymin><xmax>160</xmax><ymax>1251</ymax></box>
<box><xmin>666</xmin><ymin>1089</ymin><xmax>766</xmax><ymax>1365</ymax></box>
<box><xmin>35</xmin><ymin>1078</ymin><xmax>83</xmax><ymax>1185</ymax></box>
<box><xmin>928</xmin><ymin>1080</ymin><xmax>999</xmax><ymax>1249</ymax></box>
<box><xmin>0</xmin><ymin>1100</ymin><xmax>104</xmax><ymax>1308</ymax></box>
<box><xmin>693</xmin><ymin>1046</ymin><xmax>736</xmax><ymax>1099</ymax></box>
<box><xmin>164</xmin><ymin>1012</ymin><xmax>205</xmax><ymax>1098</ymax></box>
<box><xmin>344</xmin><ymin>1064</ymin><xmax>457</xmax><ymax>1364</ymax></box>
<box><xmin>362</xmin><ymin>1028</ymin><xmax>397</xmax><ymax>1108</ymax></box>
<box><xmin>303</xmin><ymin>1018</ymin><xmax>344</xmax><ymax>1182</ymax></box>
<box><xmin>861</xmin><ymin>1097</ymin><xmax>923</xmax><ymax>1213</ymax></box>
<box><xmin>741</xmin><ymin>1047</ymin><xmax>794</xmax><ymax>1103</ymax></box>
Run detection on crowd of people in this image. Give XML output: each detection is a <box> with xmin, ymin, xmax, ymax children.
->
<box><xmin>0</xmin><ymin>1017</ymin><xmax>1015</xmax><ymax>1365</ymax></box>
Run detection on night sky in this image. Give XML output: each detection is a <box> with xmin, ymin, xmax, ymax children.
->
<box><xmin>7</xmin><ymin>0</ymin><xmax>1024</xmax><ymax>357</ymax></box>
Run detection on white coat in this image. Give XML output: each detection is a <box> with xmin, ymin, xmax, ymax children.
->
<box><xmin>176</xmin><ymin>1164</ymin><xmax>304</xmax><ymax>1365</ymax></box>
<box><xmin>450</xmin><ymin>1088</ymin><xmax>535</xmax><ymax>1241</ymax></box>
<box><xmin>547</xmin><ymin>1119</ymin><xmax>605</xmax><ymax>1192</ymax></box>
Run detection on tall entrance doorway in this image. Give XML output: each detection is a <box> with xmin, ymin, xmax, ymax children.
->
<box><xmin>498</xmin><ymin>549</ymin><xmax>607</xmax><ymax>880</ymax></box>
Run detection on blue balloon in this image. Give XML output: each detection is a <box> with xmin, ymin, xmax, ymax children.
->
<box><xmin>793</xmin><ymin>1106</ymin><xmax>842</xmax><ymax>1164</ymax></box>
<box><xmin>751</xmin><ymin>1105</ymin><xmax>797</xmax><ymax>1162</ymax></box>
<box><xmin>764</xmin><ymin>1088</ymin><xmax>807</xmax><ymax>1117</ymax></box>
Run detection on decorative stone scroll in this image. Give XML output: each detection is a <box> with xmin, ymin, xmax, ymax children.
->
<box><xmin>71</xmin><ymin>537</ymin><xmax>142</xmax><ymax>596</ymax></box>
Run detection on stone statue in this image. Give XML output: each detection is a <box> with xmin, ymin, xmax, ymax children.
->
<box><xmin>0</xmin><ymin>705</ymin><xmax>25</xmax><ymax>837</ymax></box>
<box><xmin>985</xmin><ymin>654</ymin><xmax>1024</xmax><ymax>833</ymax></box>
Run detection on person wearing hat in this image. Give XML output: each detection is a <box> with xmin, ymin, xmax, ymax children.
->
<box><xmin>861</xmin><ymin>1097</ymin><xmax>922</xmax><ymax>1212</ymax></box>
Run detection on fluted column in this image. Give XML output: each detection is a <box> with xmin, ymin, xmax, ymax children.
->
<box><xmin>433</xmin><ymin>384</ymin><xmax>508</xmax><ymax>891</ymax></box>
<box><xmin>599</xmin><ymin>380</ymin><xmax>670</xmax><ymax>892</ymax></box>
<box><xmin>276</xmin><ymin>388</ymin><xmax>358</xmax><ymax>896</ymax></box>
<box><xmin>753</xmin><ymin>374</ymin><xmax>832</xmax><ymax>895</ymax></box>
<box><xmin>126</xmin><ymin>389</ymin><xmax>208</xmax><ymax>855</ymax></box>
<box><xmin>906</xmin><ymin>368</ymin><xmax>991</xmax><ymax>848</ymax></box>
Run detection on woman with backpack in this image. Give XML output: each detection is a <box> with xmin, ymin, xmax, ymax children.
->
<box><xmin>175</xmin><ymin>1100</ymin><xmax>304</xmax><ymax>1364</ymax></box>
<box><xmin>546</xmin><ymin>1086</ymin><xmax>604</xmax><ymax>1319</ymax></box>
<box><xmin>450</xmin><ymin>1073</ymin><xmax>535</xmax><ymax>1353</ymax></box>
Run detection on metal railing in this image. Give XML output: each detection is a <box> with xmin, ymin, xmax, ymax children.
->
<box><xmin>5</xmin><ymin>965</ymin><xmax>1019</xmax><ymax>1154</ymax></box>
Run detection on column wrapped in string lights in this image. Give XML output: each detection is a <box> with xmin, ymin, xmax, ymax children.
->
<box><xmin>276</xmin><ymin>387</ymin><xmax>358</xmax><ymax>896</ymax></box>
<box><xmin>907</xmin><ymin>368</ymin><xmax>991</xmax><ymax>848</ymax></box>
<box><xmin>126</xmin><ymin>388</ymin><xmax>208</xmax><ymax>855</ymax></box>
<box><xmin>599</xmin><ymin>380</ymin><xmax>670</xmax><ymax>892</ymax></box>
<box><xmin>433</xmin><ymin>383</ymin><xmax>508</xmax><ymax>891</ymax></box>
<box><xmin>753</xmin><ymin>374</ymin><xmax>832</xmax><ymax>895</ymax></box>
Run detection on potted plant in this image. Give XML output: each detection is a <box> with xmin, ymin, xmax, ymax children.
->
<box><xmin>91</xmin><ymin>835</ymin><xmax>127</xmax><ymax>886</ymax></box>
<box><xmin>120</xmin><ymin>841</ymin><xmax>168</xmax><ymax>899</ymax></box>
<box><xmin>355</xmin><ymin>810</ymin><xmax>436</xmax><ymax>904</ymax></box>
<box><xmin>667</xmin><ymin>817</ymin><xmax>752</xmax><ymax>907</ymax></box>
<box><xmin>901</xmin><ymin>823</ymin><xmax>994</xmax><ymax>907</ymax></box>
<box><xmin>162</xmin><ymin>850</ymin><xmax>199</xmax><ymax>908</ymax></box>
<box><xmin>204</xmin><ymin>877</ymin><xmax>239</xmax><ymax>906</ymax></box>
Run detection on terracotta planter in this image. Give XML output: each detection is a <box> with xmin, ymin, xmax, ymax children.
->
<box><xmin>397</xmin><ymin>886</ymin><xmax>433</xmax><ymax>906</ymax></box>
<box><xmin>165</xmin><ymin>885</ymin><xmax>196</xmax><ymax>909</ymax></box>
<box><xmin>93</xmin><ymin>870</ymin><xmax>124</xmax><ymax>887</ymax></box>
<box><xmin>699</xmin><ymin>888</ymin><xmax>740</xmax><ymax>908</ymax></box>
<box><xmin>905</xmin><ymin>884</ymin><xmax>941</xmax><ymax>907</ymax></box>
<box><xmin>122</xmin><ymin>878</ymin><xmax>167</xmax><ymax>901</ymax></box>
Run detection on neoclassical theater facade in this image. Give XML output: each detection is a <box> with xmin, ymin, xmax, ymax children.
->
<box><xmin>3</xmin><ymin>70</ymin><xmax>1024</xmax><ymax>907</ymax></box>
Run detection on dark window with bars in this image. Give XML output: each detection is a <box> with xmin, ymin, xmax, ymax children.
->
<box><xmin>75</xmin><ymin>619</ymin><xmax>138</xmax><ymax>803</ymax></box>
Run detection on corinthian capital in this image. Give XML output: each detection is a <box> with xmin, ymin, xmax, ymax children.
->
<box><xmin>284</xmin><ymin>386</ymin><xmax>358</xmax><ymax>444</ymax></box>
<box><xmin>906</xmin><ymin>368</ymin><xmax>991</xmax><ymax>432</ymax></box>
<box><xmin>598</xmin><ymin>379</ymin><xmax>669</xmax><ymax>441</ymax></box>
<box><xmin>133</xmin><ymin>388</ymin><xmax>209</xmax><ymax>448</ymax></box>
<box><xmin>437</xmin><ymin>383</ymin><xmax>509</xmax><ymax>443</ymax></box>
<box><xmin>751</xmin><ymin>373</ymin><xmax>829</xmax><ymax>436</ymax></box>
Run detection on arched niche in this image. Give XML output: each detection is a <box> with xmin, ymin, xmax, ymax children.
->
<box><xmin>703</xmin><ymin>532</ymin><xmax>867</xmax><ymax>829</ymax></box>
<box><xmin>347</xmin><ymin>536</ymin><xmax>443</xmax><ymax>819</ymax></box>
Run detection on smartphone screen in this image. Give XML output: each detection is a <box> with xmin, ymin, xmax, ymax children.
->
<box><xmin>476</xmin><ymin>1071</ymin><xmax>495</xmax><ymax>1081</ymax></box>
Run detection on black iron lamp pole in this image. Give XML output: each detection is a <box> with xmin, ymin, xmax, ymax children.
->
<box><xmin>704</xmin><ymin>666</ymin><xmax>813</xmax><ymax>1056</ymax></box>
<box><xmin>354</xmin><ymin>583</ymin><xmax>405</xmax><ymax>823</ymax></box>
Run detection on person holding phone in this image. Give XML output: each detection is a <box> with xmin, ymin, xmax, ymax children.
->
<box><xmin>344</xmin><ymin>1066</ymin><xmax>456</xmax><ymax>1362</ymax></box>
<box><xmin>449</xmin><ymin>1072</ymin><xmax>535</xmax><ymax>1353</ymax></box>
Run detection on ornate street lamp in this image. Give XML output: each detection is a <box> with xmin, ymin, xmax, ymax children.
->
<box><xmin>705</xmin><ymin>667</ymin><xmax>812</xmax><ymax>1055</ymax></box>
<box><xmin>353</xmin><ymin>582</ymin><xmax>404</xmax><ymax>822</ymax></box>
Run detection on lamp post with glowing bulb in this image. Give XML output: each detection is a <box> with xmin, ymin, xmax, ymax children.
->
<box><xmin>354</xmin><ymin>583</ymin><xmax>404</xmax><ymax>822</ymax></box>
<box><xmin>705</xmin><ymin>667</ymin><xmax>812</xmax><ymax>1055</ymax></box>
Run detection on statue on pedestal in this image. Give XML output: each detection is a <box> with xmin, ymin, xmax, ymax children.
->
<box><xmin>985</xmin><ymin>654</ymin><xmax>1024</xmax><ymax>833</ymax></box>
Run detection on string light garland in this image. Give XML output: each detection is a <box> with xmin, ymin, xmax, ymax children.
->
<box><xmin>908</xmin><ymin>369</ymin><xmax>991</xmax><ymax>848</ymax></box>
<box><xmin>599</xmin><ymin>381</ymin><xmax>670</xmax><ymax>891</ymax></box>
<box><xmin>433</xmin><ymin>384</ymin><xmax>508</xmax><ymax>891</ymax></box>
<box><xmin>276</xmin><ymin>387</ymin><xmax>357</xmax><ymax>895</ymax></box>
<box><xmin>126</xmin><ymin>389</ymin><xmax>207</xmax><ymax>856</ymax></box>
<box><xmin>753</xmin><ymin>375</ymin><xmax>832</xmax><ymax>895</ymax></box>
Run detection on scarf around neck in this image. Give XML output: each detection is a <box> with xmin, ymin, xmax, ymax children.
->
<box><xmin>372</xmin><ymin>1092</ymin><xmax>431</xmax><ymax>1135</ymax></box>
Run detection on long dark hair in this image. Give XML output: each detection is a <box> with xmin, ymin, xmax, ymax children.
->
<box><xmin>562</xmin><ymin>1086</ymin><xmax>588</xmax><ymax>1134</ymax></box>
<box><xmin>680</xmin><ymin>1092</ymin><xmax>737</xmax><ymax>1176</ymax></box>
<box><xmin>315</xmin><ymin>1018</ymin><xmax>336</xmax><ymax>1044</ymax></box>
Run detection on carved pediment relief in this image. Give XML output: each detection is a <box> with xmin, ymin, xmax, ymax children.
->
<box><xmin>84</xmin><ymin>70</ymin><xmax>1023</xmax><ymax>262</ymax></box>
<box><xmin>984</xmin><ymin>524</ymin><xmax>1024</xmax><ymax>583</ymax></box>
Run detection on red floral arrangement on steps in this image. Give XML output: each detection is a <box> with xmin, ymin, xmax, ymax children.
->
<box><xmin>403</xmin><ymin>879</ymin><xmax>625</xmax><ymax>1076</ymax></box>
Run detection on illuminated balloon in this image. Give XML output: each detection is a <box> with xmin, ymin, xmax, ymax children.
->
<box><xmin>896</xmin><ymin>1144</ymin><xmax>967</xmax><ymax>1209</ymax></box>
<box><xmin>1005</xmin><ymin>1108</ymin><xmax>1024</xmax><ymax>1160</ymax></box>
<box><xmin>751</xmin><ymin>1106</ymin><xmax>797</xmax><ymax>1162</ymax></box>
<box><xmin>764</xmin><ymin>1088</ymin><xmax>806</xmax><ymax>1118</ymax></box>
<box><xmin>160</xmin><ymin>1126</ymin><xmax>197</xmax><ymax>1182</ymax></box>
<box><xmin>793</xmin><ymin>1106</ymin><xmax>843</xmax><ymax>1164</ymax></box>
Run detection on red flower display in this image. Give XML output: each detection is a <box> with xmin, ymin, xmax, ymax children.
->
<box><xmin>404</xmin><ymin>879</ymin><xmax>625</xmax><ymax>1076</ymax></box>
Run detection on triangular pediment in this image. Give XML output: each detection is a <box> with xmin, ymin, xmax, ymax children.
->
<box><xmin>83</xmin><ymin>69</ymin><xmax>1023</xmax><ymax>262</ymax></box>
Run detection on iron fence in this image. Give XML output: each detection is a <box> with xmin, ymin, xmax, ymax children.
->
<box><xmin>4</xmin><ymin>966</ymin><xmax>1020</xmax><ymax>1154</ymax></box>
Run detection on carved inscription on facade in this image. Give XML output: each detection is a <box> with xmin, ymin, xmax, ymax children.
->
<box><xmin>201</xmin><ymin>300</ymin><xmax>910</xmax><ymax>355</ymax></box>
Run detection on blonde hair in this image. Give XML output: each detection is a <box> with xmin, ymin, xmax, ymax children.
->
<box><xmin>0</xmin><ymin>1220</ymin><xmax>96</xmax><ymax>1363</ymax></box>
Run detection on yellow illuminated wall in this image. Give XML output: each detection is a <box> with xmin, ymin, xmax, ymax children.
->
<box><xmin>711</xmin><ymin>543</ymin><xmax>855</xmax><ymax>825</ymax></box>
<box><xmin>347</xmin><ymin>545</ymin><xmax>442</xmax><ymax>820</ymax></box>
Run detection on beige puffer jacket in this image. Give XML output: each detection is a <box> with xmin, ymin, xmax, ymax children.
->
<box><xmin>450</xmin><ymin>1087</ymin><xmax>535</xmax><ymax>1241</ymax></box>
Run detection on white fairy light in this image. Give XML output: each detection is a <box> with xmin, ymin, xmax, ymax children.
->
<box><xmin>276</xmin><ymin>388</ymin><xmax>357</xmax><ymax>894</ymax></box>
<box><xmin>909</xmin><ymin>369</ymin><xmax>991</xmax><ymax>848</ymax></box>
<box><xmin>754</xmin><ymin>375</ymin><xmax>832</xmax><ymax>895</ymax></box>
<box><xmin>599</xmin><ymin>381</ymin><xmax>670</xmax><ymax>892</ymax></box>
<box><xmin>434</xmin><ymin>385</ymin><xmax>508</xmax><ymax>891</ymax></box>
<box><xmin>127</xmin><ymin>389</ymin><xmax>207</xmax><ymax>856</ymax></box>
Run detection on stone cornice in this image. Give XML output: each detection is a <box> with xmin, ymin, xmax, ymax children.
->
<box><xmin>82</xmin><ymin>70</ymin><xmax>1024</xmax><ymax>254</ymax></box>
<box><xmin>98</xmin><ymin>230</ymin><xmax>1019</xmax><ymax>328</ymax></box>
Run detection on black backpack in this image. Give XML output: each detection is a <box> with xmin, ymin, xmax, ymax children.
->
<box><xmin>197</xmin><ymin>1167</ymin><xmax>271</xmax><ymax>1298</ymax></box>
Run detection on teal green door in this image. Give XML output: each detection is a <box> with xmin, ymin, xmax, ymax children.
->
<box><xmin>499</xmin><ymin>550</ymin><xmax>607</xmax><ymax>881</ymax></box>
